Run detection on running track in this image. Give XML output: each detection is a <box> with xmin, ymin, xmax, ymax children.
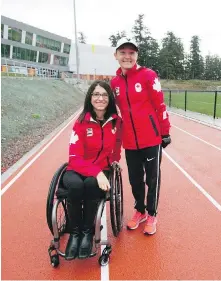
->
<box><xmin>1</xmin><ymin>111</ymin><xmax>221</xmax><ymax>280</ymax></box>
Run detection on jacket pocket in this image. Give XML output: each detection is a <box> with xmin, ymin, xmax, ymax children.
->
<box><xmin>149</xmin><ymin>115</ymin><xmax>159</xmax><ymax>136</ymax></box>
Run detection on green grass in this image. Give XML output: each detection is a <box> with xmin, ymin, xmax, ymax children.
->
<box><xmin>164</xmin><ymin>91</ymin><xmax>221</xmax><ymax>118</ymax></box>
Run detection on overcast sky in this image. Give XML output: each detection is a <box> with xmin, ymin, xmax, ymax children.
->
<box><xmin>1</xmin><ymin>0</ymin><xmax>221</xmax><ymax>57</ymax></box>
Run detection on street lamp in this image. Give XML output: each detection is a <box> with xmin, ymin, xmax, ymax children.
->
<box><xmin>73</xmin><ymin>0</ymin><xmax>80</xmax><ymax>81</ymax></box>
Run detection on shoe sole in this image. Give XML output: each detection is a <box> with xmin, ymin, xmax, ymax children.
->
<box><xmin>127</xmin><ymin>217</ymin><xmax>147</xmax><ymax>230</ymax></box>
<box><xmin>143</xmin><ymin>228</ymin><xmax>156</xmax><ymax>235</ymax></box>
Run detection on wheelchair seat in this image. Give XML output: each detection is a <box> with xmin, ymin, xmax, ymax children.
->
<box><xmin>46</xmin><ymin>162</ymin><xmax>123</xmax><ymax>267</ymax></box>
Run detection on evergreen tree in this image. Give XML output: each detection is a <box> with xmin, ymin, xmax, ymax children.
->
<box><xmin>131</xmin><ymin>14</ymin><xmax>159</xmax><ymax>70</ymax></box>
<box><xmin>109</xmin><ymin>31</ymin><xmax>127</xmax><ymax>47</ymax></box>
<box><xmin>158</xmin><ymin>32</ymin><xmax>184</xmax><ymax>79</ymax></box>
<box><xmin>189</xmin><ymin>35</ymin><xmax>204</xmax><ymax>79</ymax></box>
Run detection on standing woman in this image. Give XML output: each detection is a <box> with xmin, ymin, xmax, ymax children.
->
<box><xmin>63</xmin><ymin>80</ymin><xmax>122</xmax><ymax>260</ymax></box>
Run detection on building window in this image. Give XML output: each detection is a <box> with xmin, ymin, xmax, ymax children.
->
<box><xmin>12</xmin><ymin>46</ymin><xmax>37</xmax><ymax>62</ymax></box>
<box><xmin>53</xmin><ymin>55</ymin><xmax>68</xmax><ymax>66</ymax></box>
<box><xmin>63</xmin><ymin>43</ymin><xmax>70</xmax><ymax>54</ymax></box>
<box><xmin>1</xmin><ymin>44</ymin><xmax>10</xmax><ymax>58</ymax></box>
<box><xmin>1</xmin><ymin>24</ymin><xmax>4</xmax><ymax>38</ymax></box>
<box><xmin>25</xmin><ymin>32</ymin><xmax>33</xmax><ymax>45</ymax></box>
<box><xmin>38</xmin><ymin>52</ymin><xmax>50</xmax><ymax>64</ymax></box>
<box><xmin>8</xmin><ymin>27</ymin><xmax>22</xmax><ymax>42</ymax></box>
<box><xmin>36</xmin><ymin>35</ymin><xmax>61</xmax><ymax>52</ymax></box>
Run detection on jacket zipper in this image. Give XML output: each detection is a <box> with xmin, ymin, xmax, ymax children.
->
<box><xmin>123</xmin><ymin>75</ymin><xmax>139</xmax><ymax>149</ymax></box>
<box><xmin>93</xmin><ymin>123</ymin><xmax>104</xmax><ymax>163</ymax></box>
<box><xmin>149</xmin><ymin>115</ymin><xmax>159</xmax><ymax>136</ymax></box>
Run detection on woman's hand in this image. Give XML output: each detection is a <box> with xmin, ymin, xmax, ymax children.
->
<box><xmin>96</xmin><ymin>171</ymin><xmax>110</xmax><ymax>191</ymax></box>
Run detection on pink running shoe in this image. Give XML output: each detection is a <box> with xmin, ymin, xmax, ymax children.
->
<box><xmin>143</xmin><ymin>215</ymin><xmax>157</xmax><ymax>235</ymax></box>
<box><xmin>127</xmin><ymin>211</ymin><xmax>147</xmax><ymax>230</ymax></box>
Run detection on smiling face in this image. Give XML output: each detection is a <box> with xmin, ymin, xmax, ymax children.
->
<box><xmin>114</xmin><ymin>43</ymin><xmax>138</xmax><ymax>73</ymax></box>
<box><xmin>91</xmin><ymin>85</ymin><xmax>109</xmax><ymax>114</ymax></box>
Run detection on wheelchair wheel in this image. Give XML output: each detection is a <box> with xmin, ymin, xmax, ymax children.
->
<box><xmin>115</xmin><ymin>169</ymin><xmax>123</xmax><ymax>232</ymax></box>
<box><xmin>109</xmin><ymin>165</ymin><xmax>123</xmax><ymax>237</ymax></box>
<box><xmin>46</xmin><ymin>163</ymin><xmax>68</xmax><ymax>235</ymax></box>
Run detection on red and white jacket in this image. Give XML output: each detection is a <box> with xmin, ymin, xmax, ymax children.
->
<box><xmin>66</xmin><ymin>112</ymin><xmax>123</xmax><ymax>177</ymax></box>
<box><xmin>111</xmin><ymin>64</ymin><xmax>171</xmax><ymax>149</ymax></box>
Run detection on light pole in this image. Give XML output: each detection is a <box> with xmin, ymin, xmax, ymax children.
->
<box><xmin>94</xmin><ymin>68</ymin><xmax>96</xmax><ymax>80</ymax></box>
<box><xmin>73</xmin><ymin>0</ymin><xmax>80</xmax><ymax>81</ymax></box>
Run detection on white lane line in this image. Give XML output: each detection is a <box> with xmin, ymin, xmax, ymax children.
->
<box><xmin>172</xmin><ymin>125</ymin><xmax>221</xmax><ymax>151</ymax></box>
<box><xmin>163</xmin><ymin>150</ymin><xmax>221</xmax><ymax>212</ymax></box>
<box><xmin>101</xmin><ymin>205</ymin><xmax>109</xmax><ymax>281</ymax></box>
<box><xmin>1</xmin><ymin>108</ymin><xmax>82</xmax><ymax>196</ymax></box>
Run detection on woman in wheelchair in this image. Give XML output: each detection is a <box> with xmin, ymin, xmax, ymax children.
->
<box><xmin>62</xmin><ymin>80</ymin><xmax>122</xmax><ymax>260</ymax></box>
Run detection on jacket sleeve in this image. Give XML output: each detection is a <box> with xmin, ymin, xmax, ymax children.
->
<box><xmin>111</xmin><ymin>117</ymin><xmax>123</xmax><ymax>163</ymax></box>
<box><xmin>68</xmin><ymin>121</ymin><xmax>101</xmax><ymax>177</ymax></box>
<box><xmin>146</xmin><ymin>70</ymin><xmax>171</xmax><ymax>136</ymax></box>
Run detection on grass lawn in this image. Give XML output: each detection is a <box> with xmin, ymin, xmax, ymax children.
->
<box><xmin>164</xmin><ymin>90</ymin><xmax>221</xmax><ymax>118</ymax></box>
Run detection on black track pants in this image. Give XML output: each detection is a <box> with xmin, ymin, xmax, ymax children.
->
<box><xmin>125</xmin><ymin>145</ymin><xmax>162</xmax><ymax>216</ymax></box>
<box><xmin>63</xmin><ymin>170</ymin><xmax>109</xmax><ymax>202</ymax></box>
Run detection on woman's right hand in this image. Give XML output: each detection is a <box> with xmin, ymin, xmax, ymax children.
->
<box><xmin>96</xmin><ymin>171</ymin><xmax>110</xmax><ymax>192</ymax></box>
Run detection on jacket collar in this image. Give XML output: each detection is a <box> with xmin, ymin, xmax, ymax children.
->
<box><xmin>84</xmin><ymin>112</ymin><xmax>118</xmax><ymax>124</ymax></box>
<box><xmin>116</xmin><ymin>63</ymin><xmax>143</xmax><ymax>76</ymax></box>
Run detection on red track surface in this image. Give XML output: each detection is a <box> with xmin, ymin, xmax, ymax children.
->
<box><xmin>2</xmin><ymin>114</ymin><xmax>221</xmax><ymax>280</ymax></box>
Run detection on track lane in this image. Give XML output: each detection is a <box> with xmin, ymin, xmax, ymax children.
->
<box><xmin>167</xmin><ymin>126</ymin><xmax>221</xmax><ymax>202</ymax></box>
<box><xmin>108</xmin><ymin>154</ymin><xmax>221</xmax><ymax>280</ymax></box>
<box><xmin>170</xmin><ymin>114</ymin><xmax>221</xmax><ymax>148</ymax></box>
<box><xmin>1</xmin><ymin>119</ymin><xmax>102</xmax><ymax>280</ymax></box>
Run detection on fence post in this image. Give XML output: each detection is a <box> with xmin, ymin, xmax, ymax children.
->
<box><xmin>213</xmin><ymin>91</ymin><xmax>218</xmax><ymax>120</ymax></box>
<box><xmin>169</xmin><ymin>90</ymin><xmax>171</xmax><ymax>107</ymax></box>
<box><xmin>185</xmin><ymin>90</ymin><xmax>187</xmax><ymax>112</ymax></box>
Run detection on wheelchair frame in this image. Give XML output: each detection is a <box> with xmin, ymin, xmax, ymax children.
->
<box><xmin>46</xmin><ymin>162</ymin><xmax>123</xmax><ymax>267</ymax></box>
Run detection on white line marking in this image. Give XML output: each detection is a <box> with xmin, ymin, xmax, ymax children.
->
<box><xmin>172</xmin><ymin>125</ymin><xmax>221</xmax><ymax>151</ymax></box>
<box><xmin>163</xmin><ymin>150</ymin><xmax>221</xmax><ymax>212</ymax></box>
<box><xmin>101</xmin><ymin>205</ymin><xmax>109</xmax><ymax>281</ymax></box>
<box><xmin>1</xmin><ymin>108</ymin><xmax>82</xmax><ymax>196</ymax></box>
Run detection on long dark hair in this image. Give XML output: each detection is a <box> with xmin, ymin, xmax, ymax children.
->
<box><xmin>78</xmin><ymin>80</ymin><xmax>118</xmax><ymax>126</ymax></box>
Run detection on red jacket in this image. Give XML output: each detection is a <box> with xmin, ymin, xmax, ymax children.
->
<box><xmin>111</xmin><ymin>64</ymin><xmax>170</xmax><ymax>149</ymax></box>
<box><xmin>66</xmin><ymin>113</ymin><xmax>122</xmax><ymax>177</ymax></box>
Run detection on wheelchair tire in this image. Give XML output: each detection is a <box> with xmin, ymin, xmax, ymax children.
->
<box><xmin>51</xmin><ymin>254</ymin><xmax>59</xmax><ymax>268</ymax></box>
<box><xmin>98</xmin><ymin>254</ymin><xmax>110</xmax><ymax>266</ymax></box>
<box><xmin>115</xmin><ymin>170</ymin><xmax>123</xmax><ymax>232</ymax></box>
<box><xmin>46</xmin><ymin>163</ymin><xmax>68</xmax><ymax>235</ymax></box>
<box><xmin>109</xmin><ymin>166</ymin><xmax>121</xmax><ymax>237</ymax></box>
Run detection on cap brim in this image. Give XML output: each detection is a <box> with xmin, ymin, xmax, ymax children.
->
<box><xmin>116</xmin><ymin>43</ymin><xmax>138</xmax><ymax>51</ymax></box>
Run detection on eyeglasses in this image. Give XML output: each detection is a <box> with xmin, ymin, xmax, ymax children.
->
<box><xmin>91</xmin><ymin>92</ymin><xmax>109</xmax><ymax>99</ymax></box>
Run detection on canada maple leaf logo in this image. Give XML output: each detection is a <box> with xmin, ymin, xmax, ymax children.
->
<box><xmin>153</xmin><ymin>78</ymin><xmax>161</xmax><ymax>92</ymax></box>
<box><xmin>70</xmin><ymin>130</ymin><xmax>79</xmax><ymax>144</ymax></box>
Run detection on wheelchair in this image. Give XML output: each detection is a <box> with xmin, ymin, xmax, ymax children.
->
<box><xmin>46</xmin><ymin>162</ymin><xmax>123</xmax><ymax>267</ymax></box>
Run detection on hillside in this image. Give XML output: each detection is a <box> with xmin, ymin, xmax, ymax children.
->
<box><xmin>1</xmin><ymin>78</ymin><xmax>86</xmax><ymax>173</ymax></box>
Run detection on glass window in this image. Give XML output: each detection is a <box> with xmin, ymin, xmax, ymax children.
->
<box><xmin>53</xmin><ymin>55</ymin><xmax>68</xmax><ymax>66</ymax></box>
<box><xmin>12</xmin><ymin>46</ymin><xmax>37</xmax><ymax>62</ymax></box>
<box><xmin>63</xmin><ymin>43</ymin><xmax>70</xmax><ymax>54</ymax></box>
<box><xmin>36</xmin><ymin>35</ymin><xmax>61</xmax><ymax>52</ymax></box>
<box><xmin>1</xmin><ymin>44</ymin><xmax>10</xmax><ymax>58</ymax></box>
<box><xmin>8</xmin><ymin>27</ymin><xmax>22</xmax><ymax>42</ymax></box>
<box><xmin>1</xmin><ymin>24</ymin><xmax>4</xmax><ymax>38</ymax></box>
<box><xmin>25</xmin><ymin>32</ymin><xmax>33</xmax><ymax>45</ymax></box>
<box><xmin>38</xmin><ymin>52</ymin><xmax>50</xmax><ymax>64</ymax></box>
